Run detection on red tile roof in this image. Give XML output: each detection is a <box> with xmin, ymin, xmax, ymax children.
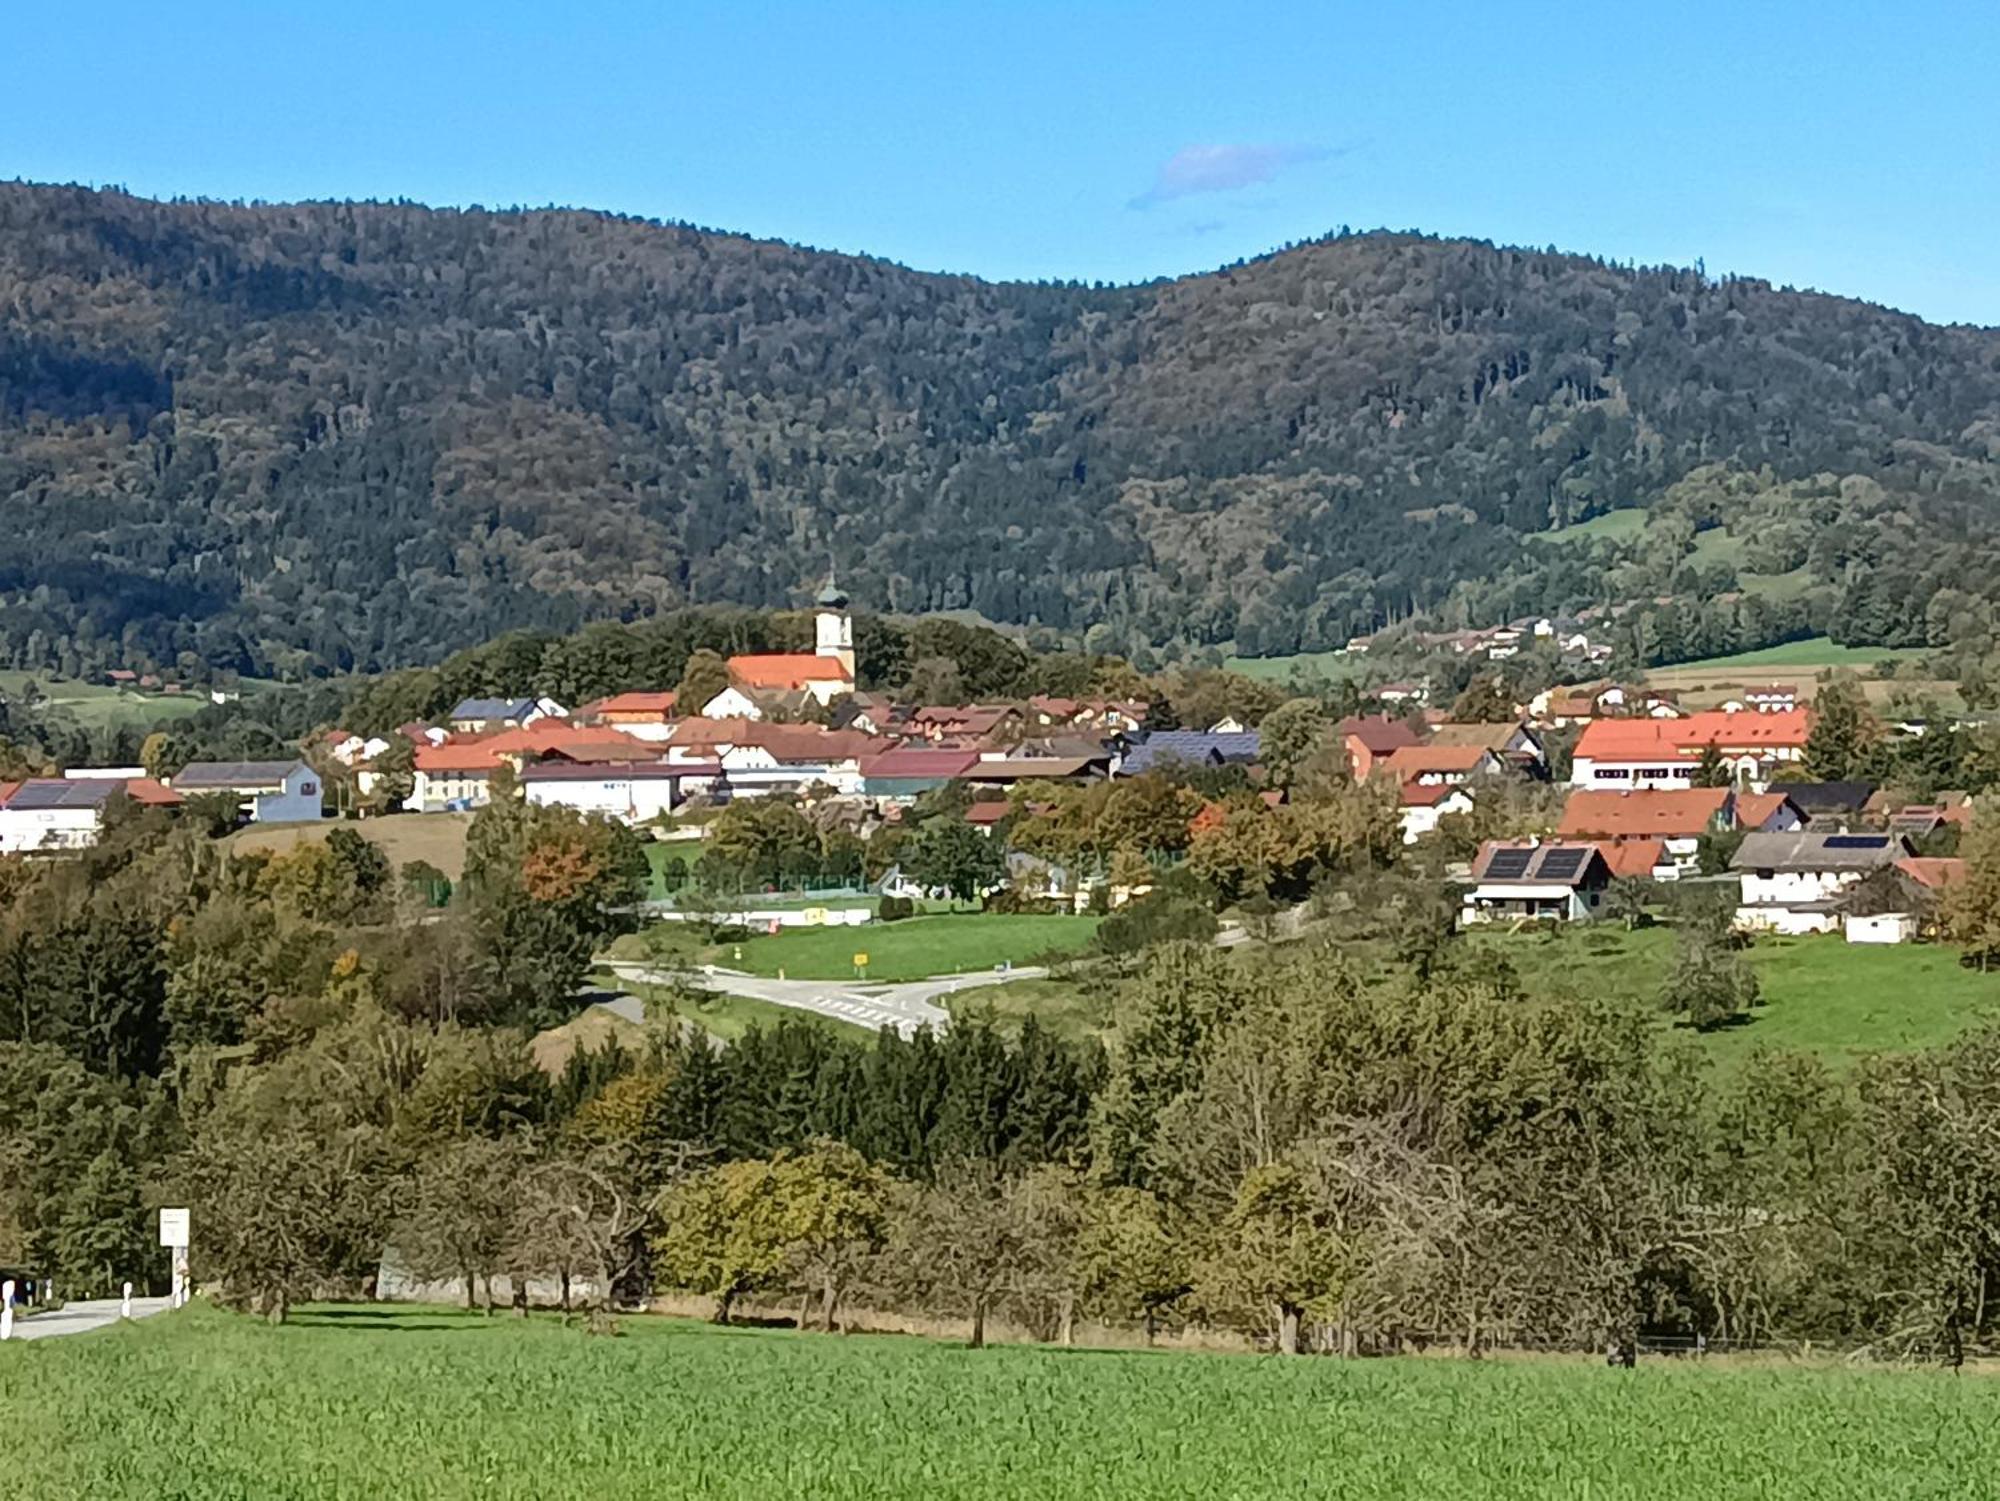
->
<box><xmin>726</xmin><ymin>653</ymin><xmax>852</xmax><ymax>690</ymax></box>
<box><xmin>859</xmin><ymin>748</ymin><xmax>982</xmax><ymax>779</ymax></box>
<box><xmin>597</xmin><ymin>691</ymin><xmax>678</xmax><ymax>716</ymax></box>
<box><xmin>122</xmin><ymin>777</ymin><xmax>183</xmax><ymax>807</ymax></box>
<box><xmin>1596</xmin><ymin>839</ymin><xmax>1666</xmax><ymax>879</ymax></box>
<box><xmin>1558</xmin><ymin>787</ymin><xmax>1733</xmax><ymax>839</ymax></box>
<box><xmin>1734</xmin><ymin>792</ymin><xmax>1799</xmax><ymax>830</ymax></box>
<box><xmin>1896</xmin><ymin>856</ymin><xmax>1969</xmax><ymax>890</ymax></box>
<box><xmin>1400</xmin><ymin>781</ymin><xmax>1471</xmax><ymax>808</ymax></box>
<box><xmin>965</xmin><ymin>802</ymin><xmax>1013</xmax><ymax>826</ymax></box>
<box><xmin>1574</xmin><ymin>709</ymin><xmax>1810</xmax><ymax>762</ymax></box>
<box><xmin>1338</xmin><ymin>714</ymin><xmax>1423</xmax><ymax>756</ymax></box>
<box><xmin>1382</xmin><ymin>744</ymin><xmax>1494</xmax><ymax>779</ymax></box>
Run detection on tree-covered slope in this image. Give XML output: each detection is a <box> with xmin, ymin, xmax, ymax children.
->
<box><xmin>3</xmin><ymin>182</ymin><xmax>1997</xmax><ymax>676</ymax></box>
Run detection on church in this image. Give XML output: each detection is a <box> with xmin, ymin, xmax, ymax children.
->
<box><xmin>700</xmin><ymin>578</ymin><xmax>856</xmax><ymax>719</ymax></box>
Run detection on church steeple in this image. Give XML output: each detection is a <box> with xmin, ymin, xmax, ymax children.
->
<box><xmin>814</xmin><ymin>568</ymin><xmax>854</xmax><ymax>678</ymax></box>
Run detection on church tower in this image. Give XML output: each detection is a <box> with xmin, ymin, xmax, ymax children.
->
<box><xmin>814</xmin><ymin>574</ymin><xmax>855</xmax><ymax>679</ymax></box>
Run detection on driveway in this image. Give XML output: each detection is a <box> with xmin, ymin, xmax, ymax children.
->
<box><xmin>8</xmin><ymin>1297</ymin><xmax>170</xmax><ymax>1341</ymax></box>
<box><xmin>602</xmin><ymin>962</ymin><xmax>1049</xmax><ymax>1038</ymax></box>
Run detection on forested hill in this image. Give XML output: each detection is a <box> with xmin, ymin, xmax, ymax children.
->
<box><xmin>4</xmin><ymin>180</ymin><xmax>1999</xmax><ymax>678</ymax></box>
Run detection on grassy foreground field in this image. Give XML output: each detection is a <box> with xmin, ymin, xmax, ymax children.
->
<box><xmin>3</xmin><ymin>1304</ymin><xmax>1991</xmax><ymax>1499</ymax></box>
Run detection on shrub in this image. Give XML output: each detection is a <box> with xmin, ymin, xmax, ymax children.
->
<box><xmin>1095</xmin><ymin>891</ymin><xmax>1220</xmax><ymax>956</ymax></box>
<box><xmin>878</xmin><ymin>895</ymin><xmax>914</xmax><ymax>922</ymax></box>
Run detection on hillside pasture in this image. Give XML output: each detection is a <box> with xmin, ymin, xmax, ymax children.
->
<box><xmin>0</xmin><ymin>671</ymin><xmax>218</xmax><ymax>732</ymax></box>
<box><xmin>6</xmin><ymin>1303</ymin><xmax>1999</xmax><ymax>1499</ymax></box>
<box><xmin>228</xmin><ymin>813</ymin><xmax>475</xmax><ymax>879</ymax></box>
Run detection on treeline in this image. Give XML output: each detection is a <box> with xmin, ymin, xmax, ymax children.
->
<box><xmin>6</xmin><ymin>185</ymin><xmax>2000</xmax><ymax>676</ymax></box>
<box><xmin>83</xmin><ymin>932</ymin><xmax>2000</xmax><ymax>1363</ymax></box>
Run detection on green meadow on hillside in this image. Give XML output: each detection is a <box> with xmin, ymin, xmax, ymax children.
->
<box><xmin>4</xmin><ymin>1303</ymin><xmax>1995</xmax><ymax>1500</ymax></box>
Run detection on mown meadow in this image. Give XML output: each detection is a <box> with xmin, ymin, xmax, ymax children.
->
<box><xmin>3</xmin><ymin>1304</ymin><xmax>1995</xmax><ymax>1500</ymax></box>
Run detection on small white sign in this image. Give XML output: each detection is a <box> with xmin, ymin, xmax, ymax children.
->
<box><xmin>159</xmin><ymin>1207</ymin><xmax>190</xmax><ymax>1248</ymax></box>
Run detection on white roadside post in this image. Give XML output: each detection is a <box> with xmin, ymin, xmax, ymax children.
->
<box><xmin>121</xmin><ymin>1281</ymin><xmax>134</xmax><ymax>1320</ymax></box>
<box><xmin>1</xmin><ymin>1278</ymin><xmax>14</xmax><ymax>1340</ymax></box>
<box><xmin>158</xmin><ymin>1207</ymin><xmax>191</xmax><ymax>1307</ymax></box>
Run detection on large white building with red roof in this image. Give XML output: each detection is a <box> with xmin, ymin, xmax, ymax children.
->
<box><xmin>1570</xmin><ymin>709</ymin><xmax>1810</xmax><ymax>793</ymax></box>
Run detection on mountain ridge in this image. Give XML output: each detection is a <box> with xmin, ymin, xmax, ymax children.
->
<box><xmin>3</xmin><ymin>181</ymin><xmax>1997</xmax><ymax>677</ymax></box>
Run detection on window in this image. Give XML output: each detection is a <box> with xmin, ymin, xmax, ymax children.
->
<box><xmin>301</xmin><ymin>781</ymin><xmax>318</xmax><ymax>796</ymax></box>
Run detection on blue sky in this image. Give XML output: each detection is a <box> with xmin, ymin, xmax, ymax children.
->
<box><xmin>9</xmin><ymin>0</ymin><xmax>1997</xmax><ymax>324</ymax></box>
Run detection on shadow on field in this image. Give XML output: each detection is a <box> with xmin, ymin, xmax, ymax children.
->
<box><xmin>288</xmin><ymin>1310</ymin><xmax>488</xmax><ymax>1333</ymax></box>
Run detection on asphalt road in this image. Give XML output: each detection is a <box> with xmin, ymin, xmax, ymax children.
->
<box><xmin>8</xmin><ymin>1296</ymin><xmax>170</xmax><ymax>1341</ymax></box>
<box><xmin>602</xmin><ymin>961</ymin><xmax>1049</xmax><ymax>1038</ymax></box>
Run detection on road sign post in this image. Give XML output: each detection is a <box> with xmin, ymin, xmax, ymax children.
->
<box><xmin>1</xmin><ymin>1278</ymin><xmax>14</xmax><ymax>1340</ymax></box>
<box><xmin>853</xmin><ymin>951</ymin><xmax>868</xmax><ymax>979</ymax></box>
<box><xmin>159</xmin><ymin>1207</ymin><xmax>190</xmax><ymax>1307</ymax></box>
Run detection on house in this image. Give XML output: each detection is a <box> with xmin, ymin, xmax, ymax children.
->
<box><xmin>907</xmin><ymin>705</ymin><xmax>1023</xmax><ymax>743</ymax></box>
<box><xmin>1377</xmin><ymin>744</ymin><xmax>1505</xmax><ymax>787</ymax></box>
<box><xmin>1118</xmin><ymin>729</ymin><xmax>1261</xmax><ymax>778</ymax></box>
<box><xmin>592</xmin><ymin>692</ymin><xmax>679</xmax><ymax>741</ymax></box>
<box><xmin>965</xmin><ymin>751</ymin><xmax>1111</xmax><ymax>788</ymax></box>
<box><xmin>1743</xmin><ymin>685</ymin><xmax>1801</xmax><ymax>714</ymax></box>
<box><xmin>859</xmin><ymin>748</ymin><xmax>982</xmax><ymax>802</ymax></box>
<box><xmin>0</xmin><ymin>778</ymin><xmax>174</xmax><ymax>854</ymax></box>
<box><xmin>1772</xmin><ymin>781</ymin><xmax>1876</xmax><ymax>830</ymax></box>
<box><xmin>1556</xmin><ymin>787</ymin><xmax>1788</xmax><ymax>874</ymax></box>
<box><xmin>1336</xmin><ymin>715</ymin><xmax>1423</xmax><ymax>780</ymax></box>
<box><xmin>447</xmin><ymin>697</ymin><xmax>567</xmax><ymax>735</ymax></box>
<box><xmin>701</xmin><ymin>682</ymin><xmax>821</xmax><ymax>721</ymax></box>
<box><xmin>1428</xmin><ymin>721</ymin><xmax>1547</xmax><ymax>774</ymax></box>
<box><xmin>965</xmin><ymin>801</ymin><xmax>1014</xmax><ymax>835</ymax></box>
<box><xmin>1207</xmin><ymin>715</ymin><xmax>1248</xmax><ymax>735</ymax></box>
<box><xmin>519</xmin><ymin>761</ymin><xmax>721</xmax><ymax>825</ymax></box>
<box><xmin>1398</xmin><ymin>781</ymin><xmax>1475</xmax><ymax>844</ymax></box>
<box><xmin>714</xmin><ymin>724</ymin><xmax>874</xmax><ymax>799</ymax></box>
<box><xmin>1731</xmin><ymin>830</ymin><xmax>1913</xmax><ymax>936</ymax></box>
<box><xmin>1461</xmin><ymin>841</ymin><xmax>1614</xmax><ymax>925</ymax></box>
<box><xmin>170</xmin><ymin>761</ymin><xmax>322</xmax><ymax>823</ymax></box>
<box><xmin>1570</xmin><ymin>710</ymin><xmax>1810</xmax><ymax>792</ymax></box>
<box><xmin>408</xmin><ymin>726</ymin><xmax>658</xmax><ymax>812</ymax></box>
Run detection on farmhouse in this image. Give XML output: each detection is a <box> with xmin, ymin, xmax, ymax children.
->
<box><xmin>591</xmin><ymin>691</ymin><xmax>679</xmax><ymax>740</ymax></box>
<box><xmin>1336</xmin><ymin>715</ymin><xmax>1422</xmax><ymax>780</ymax></box>
<box><xmin>1398</xmin><ymin>781</ymin><xmax>1475</xmax><ymax>844</ymax></box>
<box><xmin>171</xmin><ymin>761</ymin><xmax>322</xmax><ymax>823</ymax></box>
<box><xmin>1731</xmin><ymin>830</ymin><xmax>1913</xmax><ymax>936</ymax></box>
<box><xmin>0</xmin><ymin>777</ymin><xmax>178</xmax><ymax>854</ymax></box>
<box><xmin>1428</xmin><ymin>720</ymin><xmax>1547</xmax><ymax>773</ymax></box>
<box><xmin>859</xmin><ymin>747</ymin><xmax>983</xmax><ymax>802</ymax></box>
<box><xmin>1462</xmin><ymin>841</ymin><xmax>1614</xmax><ymax>924</ymax></box>
<box><xmin>1570</xmin><ymin>710</ymin><xmax>1810</xmax><ymax>792</ymax></box>
<box><xmin>1377</xmin><ymin>743</ymin><xmax>1505</xmax><ymax>786</ymax></box>
<box><xmin>519</xmin><ymin>761</ymin><xmax>722</xmax><ymax>824</ymax></box>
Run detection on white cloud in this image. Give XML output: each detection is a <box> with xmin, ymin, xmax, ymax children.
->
<box><xmin>1129</xmin><ymin>143</ymin><xmax>1331</xmax><ymax>209</ymax></box>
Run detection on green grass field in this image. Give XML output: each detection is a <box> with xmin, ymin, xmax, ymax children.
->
<box><xmin>611</xmin><ymin>912</ymin><xmax>1102</xmax><ymax>982</ymax></box>
<box><xmin>1223</xmin><ymin>649</ymin><xmax>1370</xmax><ymax>683</ymax></box>
<box><xmin>1476</xmin><ymin>927</ymin><xmax>2000</xmax><ymax>1070</ymax></box>
<box><xmin>5</xmin><ymin>1303</ymin><xmax>1995</xmax><ymax>1499</ymax></box>
<box><xmin>0</xmin><ymin>670</ymin><xmax>220</xmax><ymax>731</ymax></box>
<box><xmin>705</xmin><ymin>913</ymin><xmax>1100</xmax><ymax>981</ymax></box>
<box><xmin>1652</xmin><ymin>636</ymin><xmax>1926</xmax><ymax>673</ymax></box>
<box><xmin>944</xmin><ymin>974</ymin><xmax>1110</xmax><ymax>1042</ymax></box>
<box><xmin>1539</xmin><ymin>508</ymin><xmax>1650</xmax><ymax>544</ymax></box>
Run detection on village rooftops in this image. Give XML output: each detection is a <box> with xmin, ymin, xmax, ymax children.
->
<box><xmin>1427</xmin><ymin>722</ymin><xmax>1532</xmax><ymax>753</ymax></box>
<box><xmin>858</xmin><ymin>747</ymin><xmax>983</xmax><ymax>779</ymax></box>
<box><xmin>596</xmin><ymin>691</ymin><xmax>678</xmax><ymax>716</ymax></box>
<box><xmin>448</xmin><ymin>697</ymin><xmax>543</xmax><ymax>723</ymax></box>
<box><xmin>1896</xmin><ymin>856</ymin><xmax>1968</xmax><ymax>890</ymax></box>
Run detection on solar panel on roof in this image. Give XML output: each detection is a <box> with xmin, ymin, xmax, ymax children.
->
<box><xmin>8</xmin><ymin>780</ymin><xmax>113</xmax><ymax>810</ymax></box>
<box><xmin>1484</xmin><ymin>849</ymin><xmax>1533</xmax><ymax>879</ymax></box>
<box><xmin>1824</xmin><ymin>835</ymin><xmax>1889</xmax><ymax>849</ymax></box>
<box><xmin>1537</xmin><ymin>849</ymin><xmax>1587</xmax><ymax>880</ymax></box>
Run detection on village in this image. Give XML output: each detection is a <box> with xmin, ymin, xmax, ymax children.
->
<box><xmin>0</xmin><ymin>582</ymin><xmax>1967</xmax><ymax>957</ymax></box>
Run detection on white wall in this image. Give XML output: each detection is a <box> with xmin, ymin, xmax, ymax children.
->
<box><xmin>525</xmin><ymin>776</ymin><xmax>682</xmax><ymax>825</ymax></box>
<box><xmin>0</xmin><ymin>807</ymin><xmax>101</xmax><ymax>853</ymax></box>
<box><xmin>1738</xmin><ymin>868</ymin><xmax>1860</xmax><ymax>907</ymax></box>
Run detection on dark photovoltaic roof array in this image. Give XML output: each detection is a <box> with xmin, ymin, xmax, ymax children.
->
<box><xmin>1483</xmin><ymin>848</ymin><xmax>1533</xmax><ymax>880</ymax></box>
<box><xmin>1538</xmin><ymin>848</ymin><xmax>1587</xmax><ymax>880</ymax></box>
<box><xmin>7</xmin><ymin>780</ymin><xmax>116</xmax><ymax>810</ymax></box>
<box><xmin>172</xmin><ymin>760</ymin><xmax>303</xmax><ymax>789</ymax></box>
